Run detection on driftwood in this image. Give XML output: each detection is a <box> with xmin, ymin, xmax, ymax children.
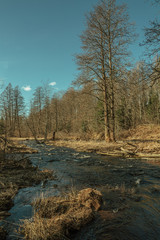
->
<box><xmin>120</xmin><ymin>147</ymin><xmax>137</xmax><ymax>156</ymax></box>
<box><xmin>120</xmin><ymin>142</ymin><xmax>139</xmax><ymax>156</ymax></box>
<box><xmin>97</xmin><ymin>151</ymin><xmax>123</xmax><ymax>157</ymax></box>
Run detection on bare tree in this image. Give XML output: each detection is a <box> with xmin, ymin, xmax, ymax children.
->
<box><xmin>143</xmin><ymin>20</ymin><xmax>160</xmax><ymax>58</ymax></box>
<box><xmin>141</xmin><ymin>0</ymin><xmax>160</xmax><ymax>82</ymax></box>
<box><xmin>0</xmin><ymin>84</ymin><xmax>25</xmax><ymax>138</ymax></box>
<box><xmin>32</xmin><ymin>87</ymin><xmax>44</xmax><ymax>136</ymax></box>
<box><xmin>75</xmin><ymin>0</ymin><xmax>135</xmax><ymax>141</ymax></box>
<box><xmin>27</xmin><ymin>84</ymin><xmax>51</xmax><ymax>141</ymax></box>
<box><xmin>0</xmin><ymin>84</ymin><xmax>14</xmax><ymax>137</ymax></box>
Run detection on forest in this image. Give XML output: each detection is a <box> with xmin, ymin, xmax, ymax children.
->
<box><xmin>0</xmin><ymin>0</ymin><xmax>159</xmax><ymax>142</ymax></box>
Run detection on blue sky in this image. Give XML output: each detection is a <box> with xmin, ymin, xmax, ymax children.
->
<box><xmin>0</xmin><ymin>0</ymin><xmax>159</xmax><ymax>105</ymax></box>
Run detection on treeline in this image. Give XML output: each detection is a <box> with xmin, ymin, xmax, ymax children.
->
<box><xmin>0</xmin><ymin>83</ymin><xmax>25</xmax><ymax>137</ymax></box>
<box><xmin>0</xmin><ymin>0</ymin><xmax>159</xmax><ymax>141</ymax></box>
<box><xmin>0</xmin><ymin>61</ymin><xmax>160</xmax><ymax>141</ymax></box>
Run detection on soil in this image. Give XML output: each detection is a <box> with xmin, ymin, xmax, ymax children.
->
<box><xmin>0</xmin><ymin>142</ymin><xmax>54</xmax><ymax>239</ymax></box>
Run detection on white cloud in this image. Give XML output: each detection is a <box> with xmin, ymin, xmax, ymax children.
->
<box><xmin>22</xmin><ymin>86</ymin><xmax>31</xmax><ymax>91</ymax></box>
<box><xmin>49</xmin><ymin>82</ymin><xmax>56</xmax><ymax>87</ymax></box>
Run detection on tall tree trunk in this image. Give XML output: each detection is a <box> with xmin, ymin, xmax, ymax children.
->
<box><xmin>101</xmin><ymin>30</ymin><xmax>111</xmax><ymax>142</ymax></box>
<box><xmin>55</xmin><ymin>99</ymin><xmax>58</xmax><ymax>132</ymax></box>
<box><xmin>108</xmin><ymin>27</ymin><xmax>116</xmax><ymax>142</ymax></box>
<box><xmin>103</xmin><ymin>87</ymin><xmax>111</xmax><ymax>141</ymax></box>
<box><xmin>17</xmin><ymin>116</ymin><xmax>22</xmax><ymax>138</ymax></box>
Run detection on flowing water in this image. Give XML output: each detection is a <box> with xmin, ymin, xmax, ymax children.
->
<box><xmin>3</xmin><ymin>141</ymin><xmax>160</xmax><ymax>239</ymax></box>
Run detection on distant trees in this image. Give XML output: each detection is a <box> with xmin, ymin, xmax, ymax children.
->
<box><xmin>32</xmin><ymin>86</ymin><xmax>44</xmax><ymax>136</ymax></box>
<box><xmin>27</xmin><ymin>85</ymin><xmax>52</xmax><ymax>141</ymax></box>
<box><xmin>0</xmin><ymin>84</ymin><xmax>25</xmax><ymax>137</ymax></box>
<box><xmin>49</xmin><ymin>87</ymin><xmax>96</xmax><ymax>135</ymax></box>
<box><xmin>13</xmin><ymin>86</ymin><xmax>25</xmax><ymax>137</ymax></box>
<box><xmin>1</xmin><ymin>75</ymin><xmax>160</xmax><ymax>140</ymax></box>
<box><xmin>50</xmin><ymin>93</ymin><xmax>60</xmax><ymax>133</ymax></box>
<box><xmin>75</xmin><ymin>0</ymin><xmax>135</xmax><ymax>141</ymax></box>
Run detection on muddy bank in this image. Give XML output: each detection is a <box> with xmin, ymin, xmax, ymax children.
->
<box><xmin>0</xmin><ymin>143</ymin><xmax>54</xmax><ymax>239</ymax></box>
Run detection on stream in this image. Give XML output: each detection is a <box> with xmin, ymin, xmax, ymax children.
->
<box><xmin>4</xmin><ymin>140</ymin><xmax>160</xmax><ymax>239</ymax></box>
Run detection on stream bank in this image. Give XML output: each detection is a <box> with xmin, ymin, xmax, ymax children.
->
<box><xmin>0</xmin><ymin>143</ymin><xmax>54</xmax><ymax>239</ymax></box>
<box><xmin>1</xmin><ymin>140</ymin><xmax>160</xmax><ymax>239</ymax></box>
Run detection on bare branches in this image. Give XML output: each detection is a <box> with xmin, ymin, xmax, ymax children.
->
<box><xmin>74</xmin><ymin>0</ymin><xmax>135</xmax><ymax>141</ymax></box>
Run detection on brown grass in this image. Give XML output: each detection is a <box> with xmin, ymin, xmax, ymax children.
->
<box><xmin>20</xmin><ymin>214</ymin><xmax>66</xmax><ymax>240</ymax></box>
<box><xmin>125</xmin><ymin>124</ymin><xmax>160</xmax><ymax>140</ymax></box>
<box><xmin>47</xmin><ymin>139</ymin><xmax>121</xmax><ymax>154</ymax></box>
<box><xmin>46</xmin><ymin>125</ymin><xmax>160</xmax><ymax>159</ymax></box>
<box><xmin>20</xmin><ymin>188</ymin><xmax>102</xmax><ymax>240</ymax></box>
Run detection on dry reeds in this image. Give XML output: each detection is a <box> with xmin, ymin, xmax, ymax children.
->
<box><xmin>20</xmin><ymin>188</ymin><xmax>102</xmax><ymax>240</ymax></box>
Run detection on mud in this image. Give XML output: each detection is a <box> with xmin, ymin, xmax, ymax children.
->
<box><xmin>2</xmin><ymin>140</ymin><xmax>160</xmax><ymax>239</ymax></box>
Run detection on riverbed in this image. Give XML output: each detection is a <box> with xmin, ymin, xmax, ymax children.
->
<box><xmin>4</xmin><ymin>140</ymin><xmax>160</xmax><ymax>239</ymax></box>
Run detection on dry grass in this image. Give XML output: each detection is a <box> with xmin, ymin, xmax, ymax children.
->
<box><xmin>0</xmin><ymin>137</ymin><xmax>38</xmax><ymax>154</ymax></box>
<box><xmin>126</xmin><ymin>124</ymin><xmax>160</xmax><ymax>140</ymax></box>
<box><xmin>135</xmin><ymin>142</ymin><xmax>160</xmax><ymax>153</ymax></box>
<box><xmin>47</xmin><ymin>139</ymin><xmax>121</xmax><ymax>154</ymax></box>
<box><xmin>46</xmin><ymin>125</ymin><xmax>160</xmax><ymax>158</ymax></box>
<box><xmin>20</xmin><ymin>214</ymin><xmax>67</xmax><ymax>240</ymax></box>
<box><xmin>20</xmin><ymin>188</ymin><xmax>102</xmax><ymax>240</ymax></box>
